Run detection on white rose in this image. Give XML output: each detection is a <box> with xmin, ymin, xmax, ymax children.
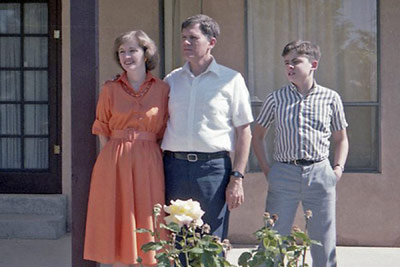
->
<box><xmin>164</xmin><ymin>199</ymin><xmax>205</xmax><ymax>228</ymax></box>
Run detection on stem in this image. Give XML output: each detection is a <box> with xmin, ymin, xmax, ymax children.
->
<box><xmin>301</xmin><ymin>246</ymin><xmax>306</xmax><ymax>267</ymax></box>
<box><xmin>182</xmin><ymin>227</ymin><xmax>190</xmax><ymax>266</ymax></box>
<box><xmin>302</xmin><ymin>217</ymin><xmax>310</xmax><ymax>267</ymax></box>
<box><xmin>153</xmin><ymin>212</ymin><xmax>160</xmax><ymax>242</ymax></box>
<box><xmin>277</xmin><ymin>241</ymin><xmax>285</xmax><ymax>266</ymax></box>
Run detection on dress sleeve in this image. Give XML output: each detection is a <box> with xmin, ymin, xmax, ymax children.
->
<box><xmin>92</xmin><ymin>84</ymin><xmax>112</xmax><ymax>136</ymax></box>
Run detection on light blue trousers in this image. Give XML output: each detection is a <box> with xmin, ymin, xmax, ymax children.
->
<box><xmin>266</xmin><ymin>159</ymin><xmax>337</xmax><ymax>267</ymax></box>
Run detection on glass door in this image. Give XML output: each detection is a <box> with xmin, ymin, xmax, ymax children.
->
<box><xmin>0</xmin><ymin>0</ymin><xmax>61</xmax><ymax>193</ymax></box>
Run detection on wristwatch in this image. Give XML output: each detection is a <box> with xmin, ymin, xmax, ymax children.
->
<box><xmin>333</xmin><ymin>164</ymin><xmax>344</xmax><ymax>172</ymax></box>
<box><xmin>230</xmin><ymin>171</ymin><xmax>244</xmax><ymax>179</ymax></box>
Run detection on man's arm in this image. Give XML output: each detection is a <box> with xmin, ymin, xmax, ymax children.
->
<box><xmin>225</xmin><ymin>123</ymin><xmax>252</xmax><ymax>211</ymax></box>
<box><xmin>251</xmin><ymin>123</ymin><xmax>270</xmax><ymax>177</ymax></box>
<box><xmin>331</xmin><ymin>129</ymin><xmax>349</xmax><ymax>181</ymax></box>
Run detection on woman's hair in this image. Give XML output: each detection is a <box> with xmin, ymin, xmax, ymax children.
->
<box><xmin>181</xmin><ymin>14</ymin><xmax>220</xmax><ymax>40</ymax></box>
<box><xmin>282</xmin><ymin>40</ymin><xmax>321</xmax><ymax>62</ymax></box>
<box><xmin>113</xmin><ymin>30</ymin><xmax>158</xmax><ymax>71</ymax></box>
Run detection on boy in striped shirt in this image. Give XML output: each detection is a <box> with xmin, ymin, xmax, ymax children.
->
<box><xmin>252</xmin><ymin>40</ymin><xmax>349</xmax><ymax>267</ymax></box>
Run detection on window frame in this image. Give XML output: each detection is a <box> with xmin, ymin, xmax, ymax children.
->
<box><xmin>245</xmin><ymin>0</ymin><xmax>381</xmax><ymax>173</ymax></box>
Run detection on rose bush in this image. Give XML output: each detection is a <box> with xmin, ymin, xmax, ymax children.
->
<box><xmin>137</xmin><ymin>200</ymin><xmax>318</xmax><ymax>267</ymax></box>
<box><xmin>137</xmin><ymin>199</ymin><xmax>233</xmax><ymax>267</ymax></box>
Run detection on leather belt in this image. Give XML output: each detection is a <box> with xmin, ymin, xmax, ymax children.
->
<box><xmin>164</xmin><ymin>151</ymin><xmax>229</xmax><ymax>162</ymax></box>
<box><xmin>111</xmin><ymin>129</ymin><xmax>156</xmax><ymax>142</ymax></box>
<box><xmin>281</xmin><ymin>159</ymin><xmax>322</xmax><ymax>166</ymax></box>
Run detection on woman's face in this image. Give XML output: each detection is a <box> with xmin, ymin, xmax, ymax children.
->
<box><xmin>118</xmin><ymin>38</ymin><xmax>146</xmax><ymax>73</ymax></box>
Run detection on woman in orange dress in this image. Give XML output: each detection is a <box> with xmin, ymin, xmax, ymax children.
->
<box><xmin>84</xmin><ymin>30</ymin><xmax>169</xmax><ymax>267</ymax></box>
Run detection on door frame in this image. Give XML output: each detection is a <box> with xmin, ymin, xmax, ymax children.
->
<box><xmin>0</xmin><ymin>0</ymin><xmax>62</xmax><ymax>194</ymax></box>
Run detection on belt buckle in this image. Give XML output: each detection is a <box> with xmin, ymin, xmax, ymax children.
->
<box><xmin>126</xmin><ymin>128</ymin><xmax>137</xmax><ymax>142</ymax></box>
<box><xmin>187</xmin><ymin>153</ymin><xmax>198</xmax><ymax>162</ymax></box>
<box><xmin>293</xmin><ymin>159</ymin><xmax>300</xmax><ymax>166</ymax></box>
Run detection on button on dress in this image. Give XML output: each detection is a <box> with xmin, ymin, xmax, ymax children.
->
<box><xmin>84</xmin><ymin>72</ymin><xmax>169</xmax><ymax>265</ymax></box>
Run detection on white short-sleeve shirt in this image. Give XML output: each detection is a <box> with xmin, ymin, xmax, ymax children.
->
<box><xmin>161</xmin><ymin>58</ymin><xmax>254</xmax><ymax>153</ymax></box>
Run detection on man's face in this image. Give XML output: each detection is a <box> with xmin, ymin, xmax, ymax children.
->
<box><xmin>181</xmin><ymin>23</ymin><xmax>215</xmax><ymax>63</ymax></box>
<box><xmin>283</xmin><ymin>50</ymin><xmax>317</xmax><ymax>86</ymax></box>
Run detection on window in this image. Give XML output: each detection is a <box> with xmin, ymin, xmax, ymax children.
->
<box><xmin>0</xmin><ymin>0</ymin><xmax>61</xmax><ymax>193</ymax></box>
<box><xmin>246</xmin><ymin>0</ymin><xmax>378</xmax><ymax>172</ymax></box>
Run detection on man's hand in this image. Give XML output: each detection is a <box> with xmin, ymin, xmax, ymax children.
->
<box><xmin>225</xmin><ymin>178</ymin><xmax>244</xmax><ymax>211</ymax></box>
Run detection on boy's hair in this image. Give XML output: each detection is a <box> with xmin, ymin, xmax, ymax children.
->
<box><xmin>282</xmin><ymin>40</ymin><xmax>321</xmax><ymax>61</ymax></box>
<box><xmin>181</xmin><ymin>14</ymin><xmax>220</xmax><ymax>40</ymax></box>
<box><xmin>113</xmin><ymin>30</ymin><xmax>158</xmax><ymax>71</ymax></box>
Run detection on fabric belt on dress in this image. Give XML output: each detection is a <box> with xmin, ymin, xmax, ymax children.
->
<box><xmin>164</xmin><ymin>150</ymin><xmax>229</xmax><ymax>162</ymax></box>
<box><xmin>281</xmin><ymin>159</ymin><xmax>323</xmax><ymax>166</ymax></box>
<box><xmin>111</xmin><ymin>129</ymin><xmax>156</xmax><ymax>142</ymax></box>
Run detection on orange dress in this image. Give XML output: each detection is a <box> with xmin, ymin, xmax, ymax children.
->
<box><xmin>84</xmin><ymin>72</ymin><xmax>169</xmax><ymax>265</ymax></box>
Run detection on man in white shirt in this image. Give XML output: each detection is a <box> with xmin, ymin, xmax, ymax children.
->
<box><xmin>162</xmin><ymin>14</ymin><xmax>253</xmax><ymax>239</ymax></box>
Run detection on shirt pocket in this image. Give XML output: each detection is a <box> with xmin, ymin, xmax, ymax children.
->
<box><xmin>202</xmin><ymin>90</ymin><xmax>230</xmax><ymax>125</ymax></box>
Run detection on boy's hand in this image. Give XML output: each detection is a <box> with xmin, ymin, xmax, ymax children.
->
<box><xmin>333</xmin><ymin>166</ymin><xmax>343</xmax><ymax>182</ymax></box>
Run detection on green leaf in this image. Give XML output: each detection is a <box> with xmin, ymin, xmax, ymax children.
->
<box><xmin>154</xmin><ymin>253</ymin><xmax>171</xmax><ymax>267</ymax></box>
<box><xmin>160</xmin><ymin>222</ymin><xmax>181</xmax><ymax>232</ymax></box>
<box><xmin>311</xmin><ymin>240</ymin><xmax>322</xmax><ymax>246</ymax></box>
<box><xmin>141</xmin><ymin>241</ymin><xmax>163</xmax><ymax>252</ymax></box>
<box><xmin>292</xmin><ymin>231</ymin><xmax>308</xmax><ymax>241</ymax></box>
<box><xmin>135</xmin><ymin>228</ymin><xmax>152</xmax><ymax>233</ymax></box>
<box><xmin>204</xmin><ymin>242</ymin><xmax>222</xmax><ymax>253</ymax></box>
<box><xmin>238</xmin><ymin>252</ymin><xmax>252</xmax><ymax>266</ymax></box>
<box><xmin>201</xmin><ymin>252</ymin><xmax>215</xmax><ymax>267</ymax></box>
<box><xmin>190</xmin><ymin>247</ymin><xmax>204</xmax><ymax>254</ymax></box>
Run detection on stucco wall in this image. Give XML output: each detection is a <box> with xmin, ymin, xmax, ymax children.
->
<box><xmin>229</xmin><ymin>0</ymin><xmax>400</xmax><ymax>246</ymax></box>
<box><xmin>98</xmin><ymin>0</ymin><xmax>161</xmax><ymax>83</ymax></box>
<box><xmin>202</xmin><ymin>0</ymin><xmax>246</xmax><ymax>77</ymax></box>
<box><xmin>61</xmin><ymin>0</ymin><xmax>400</xmax><ymax>246</ymax></box>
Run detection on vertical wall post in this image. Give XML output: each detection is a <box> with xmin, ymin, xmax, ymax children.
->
<box><xmin>70</xmin><ymin>0</ymin><xmax>98</xmax><ymax>266</ymax></box>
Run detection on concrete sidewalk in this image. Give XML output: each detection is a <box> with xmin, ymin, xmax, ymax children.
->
<box><xmin>1</xmin><ymin>234</ymin><xmax>399</xmax><ymax>266</ymax></box>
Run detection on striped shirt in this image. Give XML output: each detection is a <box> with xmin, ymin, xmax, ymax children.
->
<box><xmin>256</xmin><ymin>83</ymin><xmax>348</xmax><ymax>162</ymax></box>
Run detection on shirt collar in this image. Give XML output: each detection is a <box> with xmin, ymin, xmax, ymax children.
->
<box><xmin>289</xmin><ymin>80</ymin><xmax>319</xmax><ymax>94</ymax></box>
<box><xmin>182</xmin><ymin>57</ymin><xmax>220</xmax><ymax>77</ymax></box>
<box><xmin>117</xmin><ymin>71</ymin><xmax>155</xmax><ymax>88</ymax></box>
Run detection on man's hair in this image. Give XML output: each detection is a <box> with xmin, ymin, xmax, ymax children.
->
<box><xmin>181</xmin><ymin>14</ymin><xmax>220</xmax><ymax>40</ymax></box>
<box><xmin>282</xmin><ymin>40</ymin><xmax>321</xmax><ymax>61</ymax></box>
<box><xmin>113</xmin><ymin>30</ymin><xmax>158</xmax><ymax>71</ymax></box>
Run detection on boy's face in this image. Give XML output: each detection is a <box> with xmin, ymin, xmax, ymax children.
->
<box><xmin>283</xmin><ymin>51</ymin><xmax>318</xmax><ymax>86</ymax></box>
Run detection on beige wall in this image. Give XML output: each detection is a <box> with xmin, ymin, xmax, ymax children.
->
<box><xmin>98</xmin><ymin>0</ymin><xmax>161</xmax><ymax>83</ymax></box>
<box><xmin>61</xmin><ymin>0</ymin><xmax>400</xmax><ymax>246</ymax></box>
<box><xmin>202</xmin><ymin>0</ymin><xmax>246</xmax><ymax>77</ymax></box>
<box><xmin>230</xmin><ymin>0</ymin><xmax>400</xmax><ymax>246</ymax></box>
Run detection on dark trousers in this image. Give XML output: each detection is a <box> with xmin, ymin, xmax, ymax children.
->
<box><xmin>163</xmin><ymin>153</ymin><xmax>232</xmax><ymax>239</ymax></box>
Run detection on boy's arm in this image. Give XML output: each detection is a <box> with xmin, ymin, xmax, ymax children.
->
<box><xmin>331</xmin><ymin>128</ymin><xmax>349</xmax><ymax>181</ymax></box>
<box><xmin>252</xmin><ymin>123</ymin><xmax>271</xmax><ymax>177</ymax></box>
